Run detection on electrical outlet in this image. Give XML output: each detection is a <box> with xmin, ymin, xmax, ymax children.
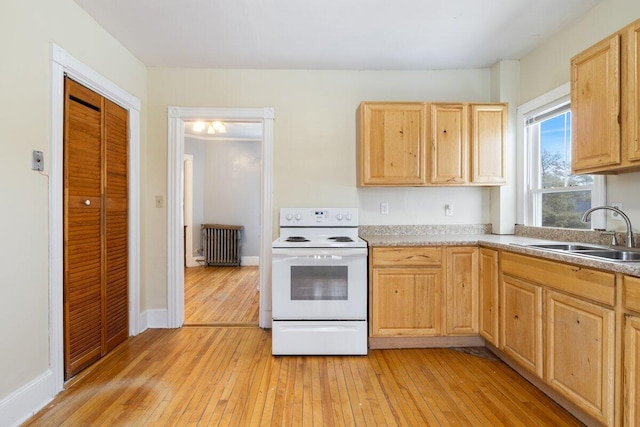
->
<box><xmin>611</xmin><ymin>202</ymin><xmax>623</xmax><ymax>221</ymax></box>
<box><xmin>380</xmin><ymin>202</ymin><xmax>389</xmax><ymax>215</ymax></box>
<box><xmin>445</xmin><ymin>204</ymin><xmax>453</xmax><ymax>216</ymax></box>
<box><xmin>32</xmin><ymin>150</ymin><xmax>44</xmax><ymax>171</ymax></box>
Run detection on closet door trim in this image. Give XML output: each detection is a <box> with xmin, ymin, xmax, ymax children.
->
<box><xmin>50</xmin><ymin>44</ymin><xmax>140</xmax><ymax>393</ymax></box>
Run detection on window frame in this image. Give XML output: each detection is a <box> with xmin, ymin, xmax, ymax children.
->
<box><xmin>517</xmin><ymin>83</ymin><xmax>606</xmax><ymax>230</ymax></box>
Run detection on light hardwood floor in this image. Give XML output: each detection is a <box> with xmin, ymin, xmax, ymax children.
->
<box><xmin>25</xmin><ymin>267</ymin><xmax>583</xmax><ymax>426</ymax></box>
<box><xmin>184</xmin><ymin>266</ymin><xmax>259</xmax><ymax>326</ymax></box>
<box><xmin>23</xmin><ymin>327</ymin><xmax>583</xmax><ymax>426</ymax></box>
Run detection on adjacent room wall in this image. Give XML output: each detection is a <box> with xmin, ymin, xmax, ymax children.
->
<box><xmin>518</xmin><ymin>0</ymin><xmax>640</xmax><ymax>232</ymax></box>
<box><xmin>186</xmin><ymin>136</ymin><xmax>262</xmax><ymax>260</ymax></box>
<box><xmin>184</xmin><ymin>138</ymin><xmax>205</xmax><ymax>255</ymax></box>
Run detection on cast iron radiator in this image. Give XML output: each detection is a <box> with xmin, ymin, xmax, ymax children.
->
<box><xmin>201</xmin><ymin>224</ymin><xmax>243</xmax><ymax>266</ymax></box>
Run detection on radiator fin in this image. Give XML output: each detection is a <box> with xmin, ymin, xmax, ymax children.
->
<box><xmin>202</xmin><ymin>224</ymin><xmax>243</xmax><ymax>266</ymax></box>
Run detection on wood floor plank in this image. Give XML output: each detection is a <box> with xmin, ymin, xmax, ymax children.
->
<box><xmin>24</xmin><ymin>328</ymin><xmax>585</xmax><ymax>427</ymax></box>
<box><xmin>184</xmin><ymin>266</ymin><xmax>259</xmax><ymax>325</ymax></box>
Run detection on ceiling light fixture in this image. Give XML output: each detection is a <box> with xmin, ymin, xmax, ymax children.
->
<box><xmin>192</xmin><ymin>121</ymin><xmax>206</xmax><ymax>132</ymax></box>
<box><xmin>193</xmin><ymin>120</ymin><xmax>227</xmax><ymax>134</ymax></box>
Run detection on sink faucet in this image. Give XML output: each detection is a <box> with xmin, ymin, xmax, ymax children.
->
<box><xmin>581</xmin><ymin>206</ymin><xmax>635</xmax><ymax>248</ymax></box>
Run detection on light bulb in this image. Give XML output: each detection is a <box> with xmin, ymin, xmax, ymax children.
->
<box><xmin>193</xmin><ymin>121</ymin><xmax>206</xmax><ymax>132</ymax></box>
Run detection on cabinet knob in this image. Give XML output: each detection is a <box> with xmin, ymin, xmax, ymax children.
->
<box><xmin>84</xmin><ymin>199</ymin><xmax>91</xmax><ymax>206</ymax></box>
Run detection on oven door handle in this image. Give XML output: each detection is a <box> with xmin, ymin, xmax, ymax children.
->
<box><xmin>271</xmin><ymin>248</ymin><xmax>367</xmax><ymax>257</ymax></box>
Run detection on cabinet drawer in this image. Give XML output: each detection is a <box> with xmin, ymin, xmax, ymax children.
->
<box><xmin>371</xmin><ymin>247</ymin><xmax>442</xmax><ymax>267</ymax></box>
<box><xmin>502</xmin><ymin>252</ymin><xmax>615</xmax><ymax>306</ymax></box>
<box><xmin>625</xmin><ymin>275</ymin><xmax>640</xmax><ymax>313</ymax></box>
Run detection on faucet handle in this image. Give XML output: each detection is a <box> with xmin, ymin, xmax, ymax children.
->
<box><xmin>601</xmin><ymin>231</ymin><xmax>618</xmax><ymax>247</ymax></box>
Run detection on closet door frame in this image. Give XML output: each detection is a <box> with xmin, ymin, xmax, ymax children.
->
<box><xmin>50</xmin><ymin>44</ymin><xmax>141</xmax><ymax>392</ymax></box>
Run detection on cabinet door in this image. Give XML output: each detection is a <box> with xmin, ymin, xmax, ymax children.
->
<box><xmin>479</xmin><ymin>248</ymin><xmax>499</xmax><ymax>346</ymax></box>
<box><xmin>470</xmin><ymin>104</ymin><xmax>507</xmax><ymax>184</ymax></box>
<box><xmin>626</xmin><ymin>315</ymin><xmax>640</xmax><ymax>427</ymax></box>
<box><xmin>445</xmin><ymin>247</ymin><xmax>478</xmax><ymax>335</ymax></box>
<box><xmin>359</xmin><ymin>102</ymin><xmax>427</xmax><ymax>186</ymax></box>
<box><xmin>571</xmin><ymin>33</ymin><xmax>621</xmax><ymax>173</ymax></box>
<box><xmin>430</xmin><ymin>103</ymin><xmax>468</xmax><ymax>184</ymax></box>
<box><xmin>627</xmin><ymin>21</ymin><xmax>640</xmax><ymax>162</ymax></box>
<box><xmin>500</xmin><ymin>275</ymin><xmax>543</xmax><ymax>377</ymax></box>
<box><xmin>545</xmin><ymin>290</ymin><xmax>615</xmax><ymax>426</ymax></box>
<box><xmin>371</xmin><ymin>267</ymin><xmax>442</xmax><ymax>336</ymax></box>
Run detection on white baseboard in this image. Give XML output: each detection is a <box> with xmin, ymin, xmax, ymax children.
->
<box><xmin>186</xmin><ymin>256</ymin><xmax>203</xmax><ymax>268</ymax></box>
<box><xmin>241</xmin><ymin>256</ymin><xmax>259</xmax><ymax>266</ymax></box>
<box><xmin>140</xmin><ymin>309</ymin><xmax>169</xmax><ymax>331</ymax></box>
<box><xmin>0</xmin><ymin>369</ymin><xmax>57</xmax><ymax>427</ymax></box>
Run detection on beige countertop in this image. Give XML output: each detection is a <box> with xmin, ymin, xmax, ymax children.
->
<box><xmin>361</xmin><ymin>233</ymin><xmax>640</xmax><ymax>277</ymax></box>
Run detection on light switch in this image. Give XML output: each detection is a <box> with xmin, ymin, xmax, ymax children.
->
<box><xmin>155</xmin><ymin>196</ymin><xmax>164</xmax><ymax>208</ymax></box>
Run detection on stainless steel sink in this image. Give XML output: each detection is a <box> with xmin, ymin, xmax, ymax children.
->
<box><xmin>578</xmin><ymin>250</ymin><xmax>640</xmax><ymax>262</ymax></box>
<box><xmin>526</xmin><ymin>243</ymin><xmax>602</xmax><ymax>251</ymax></box>
<box><xmin>521</xmin><ymin>242</ymin><xmax>640</xmax><ymax>262</ymax></box>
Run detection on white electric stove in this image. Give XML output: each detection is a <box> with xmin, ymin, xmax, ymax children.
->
<box><xmin>271</xmin><ymin>208</ymin><xmax>368</xmax><ymax>355</ymax></box>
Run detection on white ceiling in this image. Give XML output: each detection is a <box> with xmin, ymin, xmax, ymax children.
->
<box><xmin>74</xmin><ymin>0</ymin><xmax>602</xmax><ymax>70</ymax></box>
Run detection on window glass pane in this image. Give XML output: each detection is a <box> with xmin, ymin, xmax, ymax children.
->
<box><xmin>540</xmin><ymin>112</ymin><xmax>593</xmax><ymax>188</ymax></box>
<box><xmin>541</xmin><ymin>191</ymin><xmax>591</xmax><ymax>229</ymax></box>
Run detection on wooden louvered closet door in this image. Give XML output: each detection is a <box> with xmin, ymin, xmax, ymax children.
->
<box><xmin>64</xmin><ymin>77</ymin><xmax>128</xmax><ymax>379</ymax></box>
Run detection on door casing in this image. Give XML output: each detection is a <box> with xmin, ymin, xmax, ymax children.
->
<box><xmin>167</xmin><ymin>107</ymin><xmax>274</xmax><ymax>329</ymax></box>
<box><xmin>50</xmin><ymin>44</ymin><xmax>141</xmax><ymax>392</ymax></box>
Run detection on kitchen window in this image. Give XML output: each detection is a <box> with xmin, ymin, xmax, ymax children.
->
<box><xmin>520</xmin><ymin>85</ymin><xmax>605</xmax><ymax>229</ymax></box>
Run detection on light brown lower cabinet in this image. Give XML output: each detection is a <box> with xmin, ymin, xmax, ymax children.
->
<box><xmin>545</xmin><ymin>290</ymin><xmax>615</xmax><ymax>426</ymax></box>
<box><xmin>369</xmin><ymin>245</ymin><xmax>481</xmax><ymax>339</ymax></box>
<box><xmin>370</xmin><ymin>247</ymin><xmax>443</xmax><ymax>336</ymax></box>
<box><xmin>444</xmin><ymin>247</ymin><xmax>478</xmax><ymax>335</ymax></box>
<box><xmin>499</xmin><ymin>274</ymin><xmax>543</xmax><ymax>377</ymax></box>
<box><xmin>625</xmin><ymin>315</ymin><xmax>640</xmax><ymax>427</ymax></box>
<box><xmin>371</xmin><ymin>267</ymin><xmax>442</xmax><ymax>336</ymax></box>
<box><xmin>478</xmin><ymin>248</ymin><xmax>499</xmax><ymax>346</ymax></box>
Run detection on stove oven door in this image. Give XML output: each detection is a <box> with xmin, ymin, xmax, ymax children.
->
<box><xmin>271</xmin><ymin>247</ymin><xmax>367</xmax><ymax>320</ymax></box>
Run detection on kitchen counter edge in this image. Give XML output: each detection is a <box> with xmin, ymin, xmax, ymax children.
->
<box><xmin>360</xmin><ymin>233</ymin><xmax>640</xmax><ymax>277</ymax></box>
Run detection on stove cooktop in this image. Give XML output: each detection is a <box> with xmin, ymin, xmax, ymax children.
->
<box><xmin>272</xmin><ymin>234</ymin><xmax>367</xmax><ymax>249</ymax></box>
<box><xmin>273</xmin><ymin>208</ymin><xmax>366</xmax><ymax>248</ymax></box>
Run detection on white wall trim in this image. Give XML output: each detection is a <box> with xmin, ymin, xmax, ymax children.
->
<box><xmin>241</xmin><ymin>256</ymin><xmax>260</xmax><ymax>266</ymax></box>
<box><xmin>49</xmin><ymin>44</ymin><xmax>141</xmax><ymax>399</ymax></box>
<box><xmin>167</xmin><ymin>107</ymin><xmax>274</xmax><ymax>329</ymax></box>
<box><xmin>140</xmin><ymin>309</ymin><xmax>169</xmax><ymax>332</ymax></box>
<box><xmin>0</xmin><ymin>370</ymin><xmax>56</xmax><ymax>427</ymax></box>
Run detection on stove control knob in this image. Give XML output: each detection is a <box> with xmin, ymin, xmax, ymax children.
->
<box><xmin>345</xmin><ymin>214</ymin><xmax>352</xmax><ymax>221</ymax></box>
<box><xmin>294</xmin><ymin>213</ymin><xmax>301</xmax><ymax>221</ymax></box>
<box><xmin>336</xmin><ymin>213</ymin><xmax>343</xmax><ymax>221</ymax></box>
<box><xmin>285</xmin><ymin>213</ymin><xmax>293</xmax><ymax>221</ymax></box>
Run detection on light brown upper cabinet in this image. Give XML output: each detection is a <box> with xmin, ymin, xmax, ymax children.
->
<box><xmin>430</xmin><ymin>103</ymin><xmax>468</xmax><ymax>184</ymax></box>
<box><xmin>359</xmin><ymin>101</ymin><xmax>507</xmax><ymax>186</ymax></box>
<box><xmin>571</xmin><ymin>18</ymin><xmax>640</xmax><ymax>174</ymax></box>
<box><xmin>470</xmin><ymin>104</ymin><xmax>508</xmax><ymax>184</ymax></box>
<box><xmin>358</xmin><ymin>102</ymin><xmax>428</xmax><ymax>186</ymax></box>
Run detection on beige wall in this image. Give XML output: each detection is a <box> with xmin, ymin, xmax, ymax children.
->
<box><xmin>519</xmin><ymin>0</ymin><xmax>640</xmax><ymax>233</ymax></box>
<box><xmin>0</xmin><ymin>0</ymin><xmax>146</xmax><ymax>402</ymax></box>
<box><xmin>146</xmin><ymin>68</ymin><xmax>495</xmax><ymax>308</ymax></box>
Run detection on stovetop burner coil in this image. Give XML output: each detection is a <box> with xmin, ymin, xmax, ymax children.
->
<box><xmin>285</xmin><ymin>236</ymin><xmax>310</xmax><ymax>242</ymax></box>
<box><xmin>328</xmin><ymin>236</ymin><xmax>354</xmax><ymax>242</ymax></box>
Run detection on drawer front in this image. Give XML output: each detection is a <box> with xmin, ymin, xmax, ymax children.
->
<box><xmin>501</xmin><ymin>252</ymin><xmax>615</xmax><ymax>306</ymax></box>
<box><xmin>625</xmin><ymin>275</ymin><xmax>640</xmax><ymax>313</ymax></box>
<box><xmin>372</xmin><ymin>247</ymin><xmax>442</xmax><ymax>267</ymax></box>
